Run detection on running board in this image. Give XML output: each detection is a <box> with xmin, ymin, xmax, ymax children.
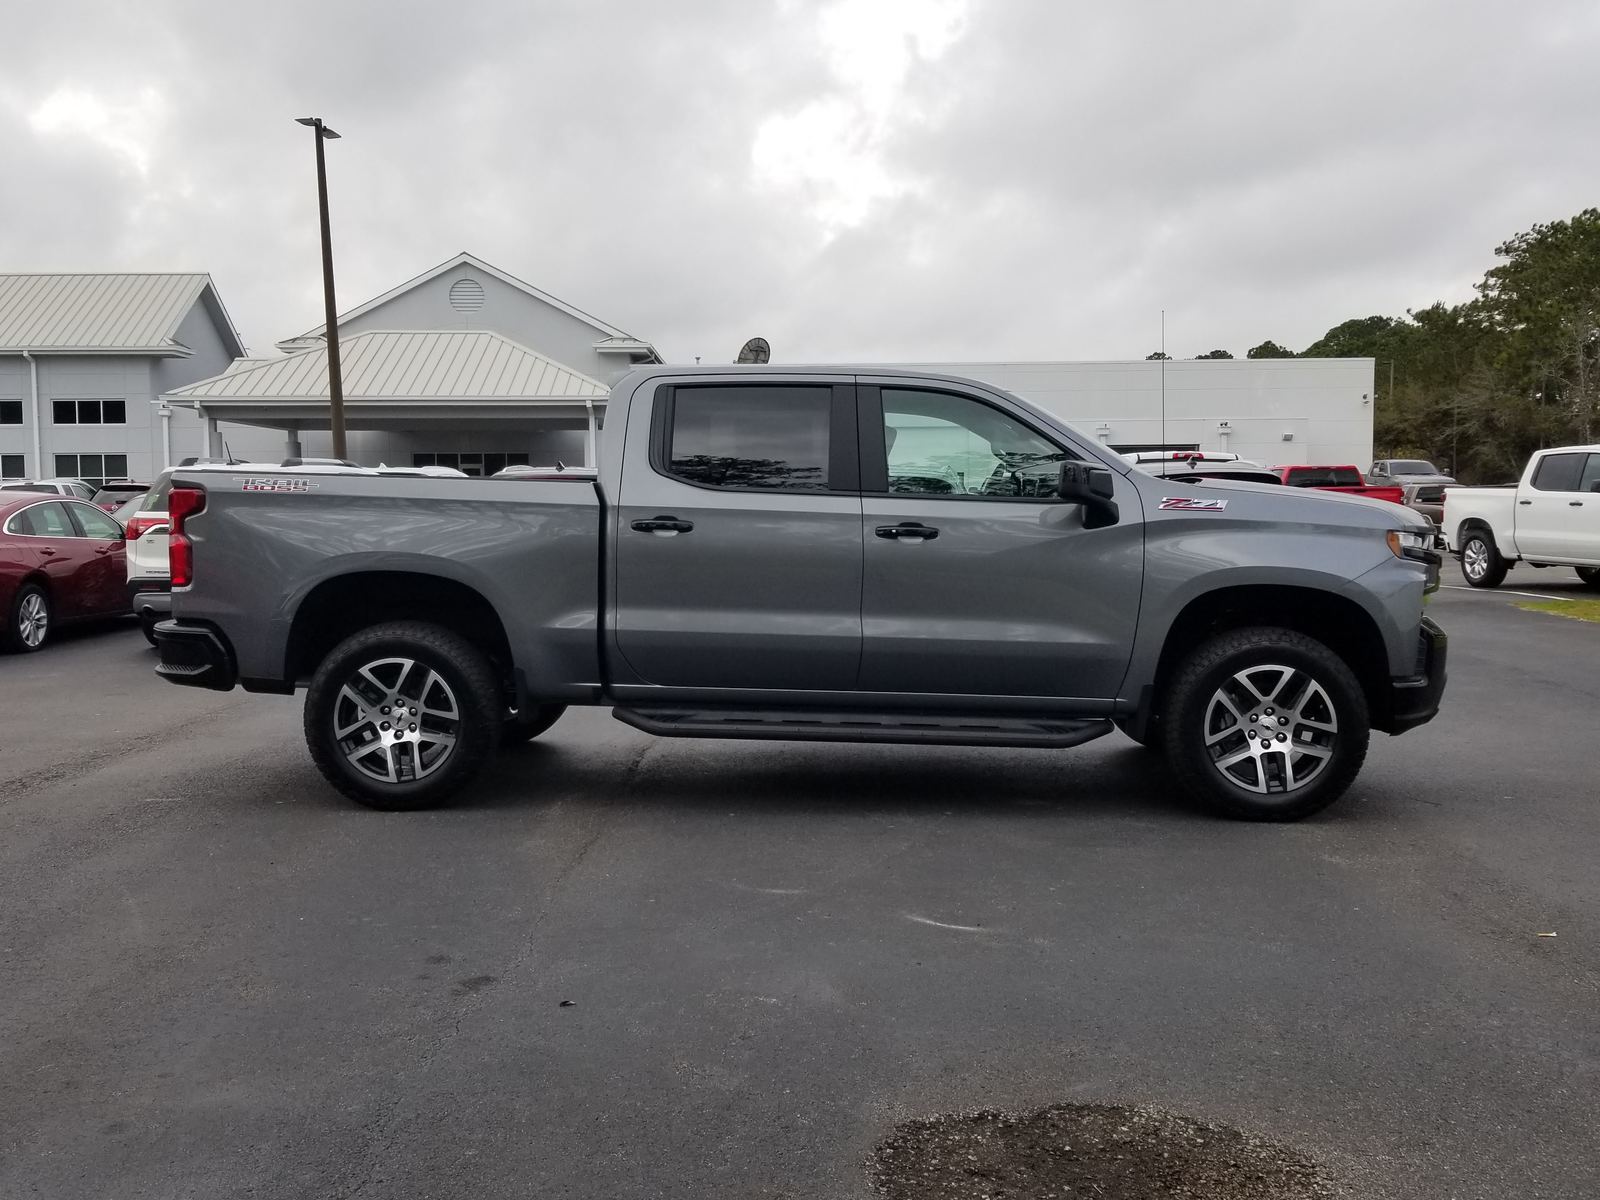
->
<box><xmin>611</xmin><ymin>706</ymin><xmax>1114</xmax><ymax>749</ymax></box>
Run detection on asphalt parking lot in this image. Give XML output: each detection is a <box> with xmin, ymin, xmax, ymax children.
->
<box><xmin>2</xmin><ymin>577</ymin><xmax>1598</xmax><ymax>1199</ymax></box>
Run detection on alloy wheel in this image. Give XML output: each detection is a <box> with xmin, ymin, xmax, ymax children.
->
<box><xmin>332</xmin><ymin>656</ymin><xmax>460</xmax><ymax>784</ymax></box>
<box><xmin>1203</xmin><ymin>663</ymin><xmax>1338</xmax><ymax>795</ymax></box>
<box><xmin>1463</xmin><ymin>539</ymin><xmax>1488</xmax><ymax>581</ymax></box>
<box><xmin>18</xmin><ymin>593</ymin><xmax>48</xmax><ymax>648</ymax></box>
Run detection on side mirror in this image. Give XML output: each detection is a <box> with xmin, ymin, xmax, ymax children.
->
<box><xmin>1057</xmin><ymin>461</ymin><xmax>1119</xmax><ymax>528</ymax></box>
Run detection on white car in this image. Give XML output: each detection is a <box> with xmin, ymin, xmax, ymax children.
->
<box><xmin>1443</xmin><ymin>445</ymin><xmax>1600</xmax><ymax>589</ymax></box>
<box><xmin>0</xmin><ymin>477</ymin><xmax>96</xmax><ymax>500</ymax></box>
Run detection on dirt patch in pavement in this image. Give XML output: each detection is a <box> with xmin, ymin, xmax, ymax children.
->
<box><xmin>871</xmin><ymin>1103</ymin><xmax>1332</xmax><ymax>1200</ymax></box>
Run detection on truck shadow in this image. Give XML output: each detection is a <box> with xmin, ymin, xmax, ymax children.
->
<box><xmin>465</xmin><ymin>739</ymin><xmax>1209</xmax><ymax>821</ymax></box>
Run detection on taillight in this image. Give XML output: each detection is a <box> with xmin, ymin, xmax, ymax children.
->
<box><xmin>168</xmin><ymin>486</ymin><xmax>206</xmax><ymax>588</ymax></box>
<box><xmin>125</xmin><ymin>514</ymin><xmax>164</xmax><ymax>540</ymax></box>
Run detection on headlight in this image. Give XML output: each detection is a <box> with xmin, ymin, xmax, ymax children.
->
<box><xmin>1386</xmin><ymin>528</ymin><xmax>1434</xmax><ymax>560</ymax></box>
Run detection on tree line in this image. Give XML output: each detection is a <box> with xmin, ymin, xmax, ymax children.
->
<box><xmin>1145</xmin><ymin>209</ymin><xmax>1600</xmax><ymax>482</ymax></box>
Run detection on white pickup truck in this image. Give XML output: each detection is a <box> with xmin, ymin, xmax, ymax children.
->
<box><xmin>1444</xmin><ymin>445</ymin><xmax>1600</xmax><ymax>589</ymax></box>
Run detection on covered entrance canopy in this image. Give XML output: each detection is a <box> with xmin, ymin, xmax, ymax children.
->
<box><xmin>165</xmin><ymin>329</ymin><xmax>612</xmax><ymax>466</ymax></box>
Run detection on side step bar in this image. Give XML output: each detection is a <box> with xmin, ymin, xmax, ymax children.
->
<box><xmin>611</xmin><ymin>706</ymin><xmax>1115</xmax><ymax>749</ymax></box>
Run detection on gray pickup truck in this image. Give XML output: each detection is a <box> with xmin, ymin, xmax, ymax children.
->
<box><xmin>154</xmin><ymin>366</ymin><xmax>1446</xmax><ymax>821</ymax></box>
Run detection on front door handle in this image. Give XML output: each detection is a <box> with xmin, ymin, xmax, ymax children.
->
<box><xmin>875</xmin><ymin>523</ymin><xmax>939</xmax><ymax>541</ymax></box>
<box><xmin>631</xmin><ymin>516</ymin><xmax>694</xmax><ymax>535</ymax></box>
<box><xmin>1519</xmin><ymin>500</ymin><xmax>1532</xmax><ymax>506</ymax></box>
<box><xmin>1571</xmin><ymin>501</ymin><xmax>1584</xmax><ymax>507</ymax></box>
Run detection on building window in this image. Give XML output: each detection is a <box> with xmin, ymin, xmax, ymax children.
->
<box><xmin>1</xmin><ymin>453</ymin><xmax>24</xmax><ymax>479</ymax></box>
<box><xmin>51</xmin><ymin>399</ymin><xmax>126</xmax><ymax>425</ymax></box>
<box><xmin>413</xmin><ymin>452</ymin><xmax>531</xmax><ymax>477</ymax></box>
<box><xmin>54</xmin><ymin>453</ymin><xmax>129</xmax><ymax>489</ymax></box>
<box><xmin>0</xmin><ymin>400</ymin><xmax>23</xmax><ymax>425</ymax></box>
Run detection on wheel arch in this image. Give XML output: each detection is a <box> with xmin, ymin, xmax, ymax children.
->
<box><xmin>285</xmin><ymin>571</ymin><xmax>515</xmax><ymax>698</ymax></box>
<box><xmin>1142</xmin><ymin>584</ymin><xmax>1392</xmax><ymax>736</ymax></box>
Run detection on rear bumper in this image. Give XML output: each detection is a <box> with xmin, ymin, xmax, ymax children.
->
<box><xmin>1382</xmin><ymin>616</ymin><xmax>1447</xmax><ymax>735</ymax></box>
<box><xmin>154</xmin><ymin>620</ymin><xmax>238</xmax><ymax>691</ymax></box>
<box><xmin>128</xmin><ymin>580</ymin><xmax>172</xmax><ymax>616</ymax></box>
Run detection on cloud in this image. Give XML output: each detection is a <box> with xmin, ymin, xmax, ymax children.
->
<box><xmin>1</xmin><ymin>0</ymin><xmax>1597</xmax><ymax>363</ymax></box>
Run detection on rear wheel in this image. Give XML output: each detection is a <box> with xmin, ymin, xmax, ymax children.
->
<box><xmin>1577</xmin><ymin>567</ymin><xmax>1600</xmax><ymax>591</ymax></box>
<box><xmin>4</xmin><ymin>584</ymin><xmax>51</xmax><ymax>653</ymax></box>
<box><xmin>304</xmin><ymin>621</ymin><xmax>501</xmax><ymax>810</ymax></box>
<box><xmin>1459</xmin><ymin>529</ymin><xmax>1507</xmax><ymax>588</ymax></box>
<box><xmin>139</xmin><ymin>610</ymin><xmax>159</xmax><ymax>647</ymax></box>
<box><xmin>1161</xmin><ymin>627</ymin><xmax>1369</xmax><ymax>821</ymax></box>
<box><xmin>501</xmin><ymin>703</ymin><xmax>566</xmax><ymax>746</ymax></box>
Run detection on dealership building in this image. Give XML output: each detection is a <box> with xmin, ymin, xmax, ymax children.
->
<box><xmin>2</xmin><ymin>256</ymin><xmax>1375</xmax><ymax>482</ymax></box>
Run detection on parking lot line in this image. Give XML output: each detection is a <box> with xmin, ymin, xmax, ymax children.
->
<box><xmin>1441</xmin><ymin>584</ymin><xmax>1567</xmax><ymax>600</ymax></box>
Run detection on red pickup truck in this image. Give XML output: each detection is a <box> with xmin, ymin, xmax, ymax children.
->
<box><xmin>1272</xmin><ymin>465</ymin><xmax>1405</xmax><ymax>505</ymax></box>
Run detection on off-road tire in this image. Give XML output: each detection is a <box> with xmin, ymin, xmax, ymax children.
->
<box><xmin>501</xmin><ymin>703</ymin><xmax>567</xmax><ymax>746</ymax></box>
<box><xmin>4</xmin><ymin>583</ymin><xmax>51</xmax><ymax>653</ymax></box>
<box><xmin>1459</xmin><ymin>529</ymin><xmax>1507</xmax><ymax>588</ymax></box>
<box><xmin>304</xmin><ymin>621</ymin><xmax>501</xmax><ymax>811</ymax></box>
<box><xmin>1161</xmin><ymin>627</ymin><xmax>1370</xmax><ymax>822</ymax></box>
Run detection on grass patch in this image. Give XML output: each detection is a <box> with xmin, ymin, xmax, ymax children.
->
<box><xmin>1515</xmin><ymin>599</ymin><xmax>1600</xmax><ymax>623</ymax></box>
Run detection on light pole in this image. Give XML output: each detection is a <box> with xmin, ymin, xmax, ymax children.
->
<box><xmin>296</xmin><ymin>116</ymin><xmax>347</xmax><ymax>460</ymax></box>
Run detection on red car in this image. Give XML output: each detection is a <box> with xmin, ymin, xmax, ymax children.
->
<box><xmin>1</xmin><ymin>491</ymin><xmax>130</xmax><ymax>652</ymax></box>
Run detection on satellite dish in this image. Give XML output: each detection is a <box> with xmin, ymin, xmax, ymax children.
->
<box><xmin>735</xmin><ymin>336</ymin><xmax>771</xmax><ymax>365</ymax></box>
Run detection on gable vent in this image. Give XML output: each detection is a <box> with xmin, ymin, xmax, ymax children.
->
<box><xmin>449</xmin><ymin>277</ymin><xmax>485</xmax><ymax>314</ymax></box>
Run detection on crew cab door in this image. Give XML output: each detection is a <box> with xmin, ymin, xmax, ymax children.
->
<box><xmin>612</xmin><ymin>380</ymin><xmax>864</xmax><ymax>690</ymax></box>
<box><xmin>855</xmin><ymin>382</ymin><xmax>1144</xmax><ymax>701</ymax></box>
<box><xmin>1517</xmin><ymin>451</ymin><xmax>1600</xmax><ymax>564</ymax></box>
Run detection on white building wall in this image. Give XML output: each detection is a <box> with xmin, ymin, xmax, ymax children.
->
<box><xmin>893</xmin><ymin>358</ymin><xmax>1375</xmax><ymax>469</ymax></box>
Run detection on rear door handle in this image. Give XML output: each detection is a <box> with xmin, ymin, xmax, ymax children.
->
<box><xmin>1519</xmin><ymin>500</ymin><xmax>1532</xmax><ymax>505</ymax></box>
<box><xmin>1571</xmin><ymin>501</ymin><xmax>1584</xmax><ymax>507</ymax></box>
<box><xmin>631</xmin><ymin>516</ymin><xmax>694</xmax><ymax>535</ymax></box>
<box><xmin>875</xmin><ymin>523</ymin><xmax>939</xmax><ymax>541</ymax></box>
<box><xmin>39</xmin><ymin>547</ymin><xmax>56</xmax><ymax>557</ymax></box>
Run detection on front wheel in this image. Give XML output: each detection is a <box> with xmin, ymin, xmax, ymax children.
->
<box><xmin>1577</xmin><ymin>567</ymin><xmax>1600</xmax><ymax>591</ymax></box>
<box><xmin>304</xmin><ymin>621</ymin><xmax>502</xmax><ymax>810</ymax></box>
<box><xmin>1160</xmin><ymin>627</ymin><xmax>1370</xmax><ymax>821</ymax></box>
<box><xmin>1459</xmin><ymin>530</ymin><xmax>1507</xmax><ymax>588</ymax></box>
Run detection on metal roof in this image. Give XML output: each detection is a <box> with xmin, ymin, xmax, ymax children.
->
<box><xmin>0</xmin><ymin>273</ymin><xmax>227</xmax><ymax>353</ymax></box>
<box><xmin>276</xmin><ymin>252</ymin><xmax>661</xmax><ymax>361</ymax></box>
<box><xmin>170</xmin><ymin>330</ymin><xmax>610</xmax><ymax>401</ymax></box>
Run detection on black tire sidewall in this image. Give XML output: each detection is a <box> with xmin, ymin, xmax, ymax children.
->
<box><xmin>1577</xmin><ymin>567</ymin><xmax>1600</xmax><ymax>590</ymax></box>
<box><xmin>5</xmin><ymin>583</ymin><xmax>50</xmax><ymax>653</ymax></box>
<box><xmin>1163</xmin><ymin>629</ymin><xmax>1370</xmax><ymax>821</ymax></box>
<box><xmin>304</xmin><ymin>622</ymin><xmax>500</xmax><ymax>810</ymax></box>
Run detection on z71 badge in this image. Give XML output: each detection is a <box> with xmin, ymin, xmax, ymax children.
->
<box><xmin>240</xmin><ymin>477</ymin><xmax>317</xmax><ymax>493</ymax></box>
<box><xmin>1159</xmin><ymin>496</ymin><xmax>1228</xmax><ymax>511</ymax></box>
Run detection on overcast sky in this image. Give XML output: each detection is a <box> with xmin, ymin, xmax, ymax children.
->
<box><xmin>2</xmin><ymin>0</ymin><xmax>1597</xmax><ymax>363</ymax></box>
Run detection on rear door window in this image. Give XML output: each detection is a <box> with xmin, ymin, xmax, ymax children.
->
<box><xmin>1530</xmin><ymin>453</ymin><xmax>1585</xmax><ymax>493</ymax></box>
<box><xmin>665</xmin><ymin>385</ymin><xmax>835</xmax><ymax>491</ymax></box>
<box><xmin>13</xmin><ymin>501</ymin><xmax>76</xmax><ymax>537</ymax></box>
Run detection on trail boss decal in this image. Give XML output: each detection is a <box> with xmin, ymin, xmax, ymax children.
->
<box><xmin>240</xmin><ymin>477</ymin><xmax>318</xmax><ymax>493</ymax></box>
<box><xmin>1159</xmin><ymin>496</ymin><xmax>1228</xmax><ymax>512</ymax></box>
